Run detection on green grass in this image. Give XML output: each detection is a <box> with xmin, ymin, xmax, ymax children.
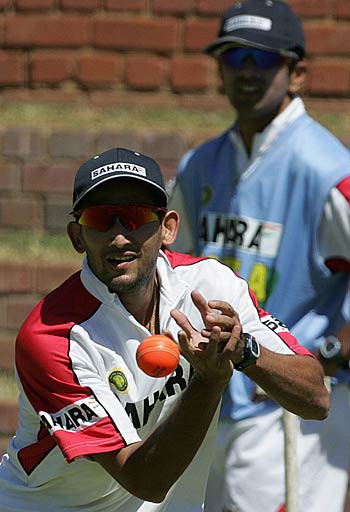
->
<box><xmin>0</xmin><ymin>100</ymin><xmax>349</xmax><ymax>141</ymax></box>
<box><xmin>0</xmin><ymin>230</ymin><xmax>82</xmax><ymax>263</ymax></box>
<box><xmin>0</xmin><ymin>372</ymin><xmax>18</xmax><ymax>402</ymax></box>
<box><xmin>0</xmin><ymin>101</ymin><xmax>234</xmax><ymax>135</ymax></box>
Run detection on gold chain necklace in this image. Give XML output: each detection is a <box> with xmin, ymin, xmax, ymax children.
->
<box><xmin>146</xmin><ymin>281</ymin><xmax>159</xmax><ymax>335</ymax></box>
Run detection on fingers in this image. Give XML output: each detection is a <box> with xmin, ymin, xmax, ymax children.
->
<box><xmin>170</xmin><ymin>309</ymin><xmax>196</xmax><ymax>338</ymax></box>
<box><xmin>191</xmin><ymin>290</ymin><xmax>240</xmax><ymax>334</ymax></box>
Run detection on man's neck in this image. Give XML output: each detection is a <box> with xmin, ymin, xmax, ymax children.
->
<box><xmin>119</xmin><ymin>276</ymin><xmax>159</xmax><ymax>329</ymax></box>
<box><xmin>238</xmin><ymin>97</ymin><xmax>292</xmax><ymax>155</ymax></box>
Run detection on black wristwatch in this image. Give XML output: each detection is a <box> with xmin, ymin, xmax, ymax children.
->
<box><xmin>319</xmin><ymin>336</ymin><xmax>343</xmax><ymax>365</ymax></box>
<box><xmin>235</xmin><ymin>333</ymin><xmax>260</xmax><ymax>371</ymax></box>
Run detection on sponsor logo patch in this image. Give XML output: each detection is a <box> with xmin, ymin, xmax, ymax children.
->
<box><xmin>91</xmin><ymin>162</ymin><xmax>147</xmax><ymax>180</ymax></box>
<box><xmin>39</xmin><ymin>396</ymin><xmax>107</xmax><ymax>433</ymax></box>
<box><xmin>224</xmin><ymin>15</ymin><xmax>272</xmax><ymax>33</ymax></box>
<box><xmin>261</xmin><ymin>314</ymin><xmax>289</xmax><ymax>333</ymax></box>
<box><xmin>200</xmin><ymin>212</ymin><xmax>283</xmax><ymax>257</ymax></box>
<box><xmin>109</xmin><ymin>369</ymin><xmax>129</xmax><ymax>394</ymax></box>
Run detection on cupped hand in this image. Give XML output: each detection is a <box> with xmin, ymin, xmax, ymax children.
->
<box><xmin>170</xmin><ymin>290</ymin><xmax>246</xmax><ymax>385</ymax></box>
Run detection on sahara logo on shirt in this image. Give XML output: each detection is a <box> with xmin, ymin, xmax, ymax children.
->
<box><xmin>125</xmin><ymin>364</ymin><xmax>192</xmax><ymax>429</ymax></box>
<box><xmin>261</xmin><ymin>314</ymin><xmax>289</xmax><ymax>333</ymax></box>
<box><xmin>200</xmin><ymin>212</ymin><xmax>283</xmax><ymax>257</ymax></box>
<box><xmin>40</xmin><ymin>396</ymin><xmax>107</xmax><ymax>433</ymax></box>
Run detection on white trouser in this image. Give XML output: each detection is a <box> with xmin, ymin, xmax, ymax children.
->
<box><xmin>204</xmin><ymin>383</ymin><xmax>350</xmax><ymax>512</ymax></box>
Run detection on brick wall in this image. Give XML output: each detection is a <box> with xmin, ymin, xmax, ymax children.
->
<box><xmin>1</xmin><ymin>0</ymin><xmax>350</xmax><ymax>451</ymax></box>
<box><xmin>0</xmin><ymin>127</ymin><xmax>191</xmax><ymax>232</ymax></box>
<box><xmin>0</xmin><ymin>0</ymin><xmax>350</xmax><ymax>107</ymax></box>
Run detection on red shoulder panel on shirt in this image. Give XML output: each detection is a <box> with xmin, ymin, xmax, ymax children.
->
<box><xmin>164</xmin><ymin>249</ymin><xmax>207</xmax><ymax>268</ymax></box>
<box><xmin>337</xmin><ymin>176</ymin><xmax>350</xmax><ymax>202</ymax></box>
<box><xmin>16</xmin><ymin>271</ymin><xmax>102</xmax><ymax>413</ymax></box>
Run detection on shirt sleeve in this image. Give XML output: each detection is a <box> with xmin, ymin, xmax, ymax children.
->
<box><xmin>16</xmin><ymin>323</ymin><xmax>140</xmax><ymax>465</ymax></box>
<box><xmin>233</xmin><ymin>273</ymin><xmax>313</xmax><ymax>357</ymax></box>
<box><xmin>319</xmin><ymin>176</ymin><xmax>350</xmax><ymax>271</ymax></box>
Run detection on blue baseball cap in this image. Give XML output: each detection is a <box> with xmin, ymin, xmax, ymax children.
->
<box><xmin>72</xmin><ymin>147</ymin><xmax>168</xmax><ymax>211</ymax></box>
<box><xmin>205</xmin><ymin>0</ymin><xmax>305</xmax><ymax>60</ymax></box>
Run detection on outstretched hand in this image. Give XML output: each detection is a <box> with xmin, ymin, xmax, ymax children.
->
<box><xmin>170</xmin><ymin>290</ymin><xmax>245</xmax><ymax>385</ymax></box>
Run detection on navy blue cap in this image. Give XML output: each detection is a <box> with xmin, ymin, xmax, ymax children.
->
<box><xmin>72</xmin><ymin>147</ymin><xmax>168</xmax><ymax>211</ymax></box>
<box><xmin>205</xmin><ymin>0</ymin><xmax>305</xmax><ymax>60</ymax></box>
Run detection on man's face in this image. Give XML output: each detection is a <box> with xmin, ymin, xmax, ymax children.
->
<box><xmin>219</xmin><ymin>46</ymin><xmax>295</xmax><ymax>121</ymax></box>
<box><xmin>70</xmin><ymin>180</ymin><xmax>164</xmax><ymax>294</ymax></box>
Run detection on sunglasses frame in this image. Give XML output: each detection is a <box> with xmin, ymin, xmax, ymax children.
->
<box><xmin>220</xmin><ymin>47</ymin><xmax>288</xmax><ymax>70</ymax></box>
<box><xmin>74</xmin><ymin>203</ymin><xmax>167</xmax><ymax>232</ymax></box>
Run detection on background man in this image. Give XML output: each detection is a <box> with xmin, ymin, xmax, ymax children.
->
<box><xmin>0</xmin><ymin>147</ymin><xmax>328</xmax><ymax>511</ymax></box>
<box><xmin>169</xmin><ymin>1</ymin><xmax>350</xmax><ymax>511</ymax></box>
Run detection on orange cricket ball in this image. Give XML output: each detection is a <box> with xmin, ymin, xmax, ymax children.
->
<box><xmin>136</xmin><ymin>334</ymin><xmax>180</xmax><ymax>378</ymax></box>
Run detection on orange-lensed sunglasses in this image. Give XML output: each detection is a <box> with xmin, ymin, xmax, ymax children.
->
<box><xmin>74</xmin><ymin>204</ymin><xmax>167</xmax><ymax>232</ymax></box>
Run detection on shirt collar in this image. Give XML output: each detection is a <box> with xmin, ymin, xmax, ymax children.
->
<box><xmin>231</xmin><ymin>97</ymin><xmax>306</xmax><ymax>161</ymax></box>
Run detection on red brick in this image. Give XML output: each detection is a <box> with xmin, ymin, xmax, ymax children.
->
<box><xmin>184</xmin><ymin>19</ymin><xmax>220</xmax><ymax>52</ymax></box>
<box><xmin>60</xmin><ymin>0</ymin><xmax>101</xmax><ymax>9</ymax></box>
<box><xmin>4</xmin><ymin>295</ymin><xmax>39</xmax><ymax>330</ymax></box>
<box><xmin>48</xmin><ymin>132</ymin><xmax>95</xmax><ymax>157</ymax></box>
<box><xmin>105</xmin><ymin>0</ymin><xmax>147</xmax><ymax>10</ymax></box>
<box><xmin>0</xmin><ymin>163</ymin><xmax>21</xmax><ymax>192</ymax></box>
<box><xmin>5</xmin><ymin>14</ymin><xmax>92</xmax><ymax>47</ymax></box>
<box><xmin>197</xmin><ymin>0</ymin><xmax>234</xmax><ymax>15</ymax></box>
<box><xmin>307</xmin><ymin>58</ymin><xmax>350</xmax><ymax>95</ymax></box>
<box><xmin>16</xmin><ymin>0</ymin><xmax>55</xmax><ymax>8</ymax></box>
<box><xmin>336</xmin><ymin>0</ymin><xmax>350</xmax><ymax>19</ymax></box>
<box><xmin>142</xmin><ymin>132</ymin><xmax>187</xmax><ymax>160</ymax></box>
<box><xmin>0</xmin><ymin>198</ymin><xmax>44</xmax><ymax>229</ymax></box>
<box><xmin>0</xmin><ymin>263</ymin><xmax>35</xmax><ymax>293</ymax></box>
<box><xmin>76</xmin><ymin>53</ymin><xmax>121</xmax><ymax>86</ymax></box>
<box><xmin>1</xmin><ymin>130</ymin><xmax>45</xmax><ymax>158</ymax></box>
<box><xmin>305</xmin><ymin>22</ymin><xmax>350</xmax><ymax>56</ymax></box>
<box><xmin>23</xmin><ymin>164</ymin><xmax>76</xmax><ymax>194</ymax></box>
<box><xmin>288</xmin><ymin>0</ymin><xmax>332</xmax><ymax>17</ymax></box>
<box><xmin>152</xmin><ymin>0</ymin><xmax>195</xmax><ymax>15</ymax></box>
<box><xmin>171</xmin><ymin>55</ymin><xmax>210</xmax><ymax>91</ymax></box>
<box><xmin>0</xmin><ymin>0</ymin><xmax>11</xmax><ymax>8</ymax></box>
<box><xmin>36</xmin><ymin>264</ymin><xmax>80</xmax><ymax>294</ymax></box>
<box><xmin>45</xmin><ymin>197</ymin><xmax>73</xmax><ymax>232</ymax></box>
<box><xmin>95</xmin><ymin>17</ymin><xmax>179</xmax><ymax>53</ymax></box>
<box><xmin>0</xmin><ymin>18</ymin><xmax>4</xmax><ymax>47</ymax></box>
<box><xmin>125</xmin><ymin>55</ymin><xmax>167</xmax><ymax>90</ymax></box>
<box><xmin>96</xmin><ymin>130</ymin><xmax>142</xmax><ymax>153</ymax></box>
<box><xmin>0</xmin><ymin>87</ymin><xmax>82</xmax><ymax>104</ymax></box>
<box><xmin>30</xmin><ymin>51</ymin><xmax>73</xmax><ymax>83</ymax></box>
<box><xmin>0</xmin><ymin>51</ymin><xmax>24</xmax><ymax>85</ymax></box>
<box><xmin>0</xmin><ymin>401</ymin><xmax>18</xmax><ymax>435</ymax></box>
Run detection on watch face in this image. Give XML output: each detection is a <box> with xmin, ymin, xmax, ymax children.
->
<box><xmin>236</xmin><ymin>334</ymin><xmax>260</xmax><ymax>371</ymax></box>
<box><xmin>250</xmin><ymin>337</ymin><xmax>260</xmax><ymax>358</ymax></box>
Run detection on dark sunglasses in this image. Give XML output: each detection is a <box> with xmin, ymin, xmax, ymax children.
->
<box><xmin>221</xmin><ymin>47</ymin><xmax>285</xmax><ymax>69</ymax></box>
<box><xmin>74</xmin><ymin>204</ymin><xmax>166</xmax><ymax>232</ymax></box>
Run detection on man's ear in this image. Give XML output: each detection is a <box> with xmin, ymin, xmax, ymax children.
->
<box><xmin>288</xmin><ymin>60</ymin><xmax>307</xmax><ymax>95</ymax></box>
<box><xmin>67</xmin><ymin>221</ymin><xmax>86</xmax><ymax>254</ymax></box>
<box><xmin>161</xmin><ymin>210</ymin><xmax>180</xmax><ymax>246</ymax></box>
